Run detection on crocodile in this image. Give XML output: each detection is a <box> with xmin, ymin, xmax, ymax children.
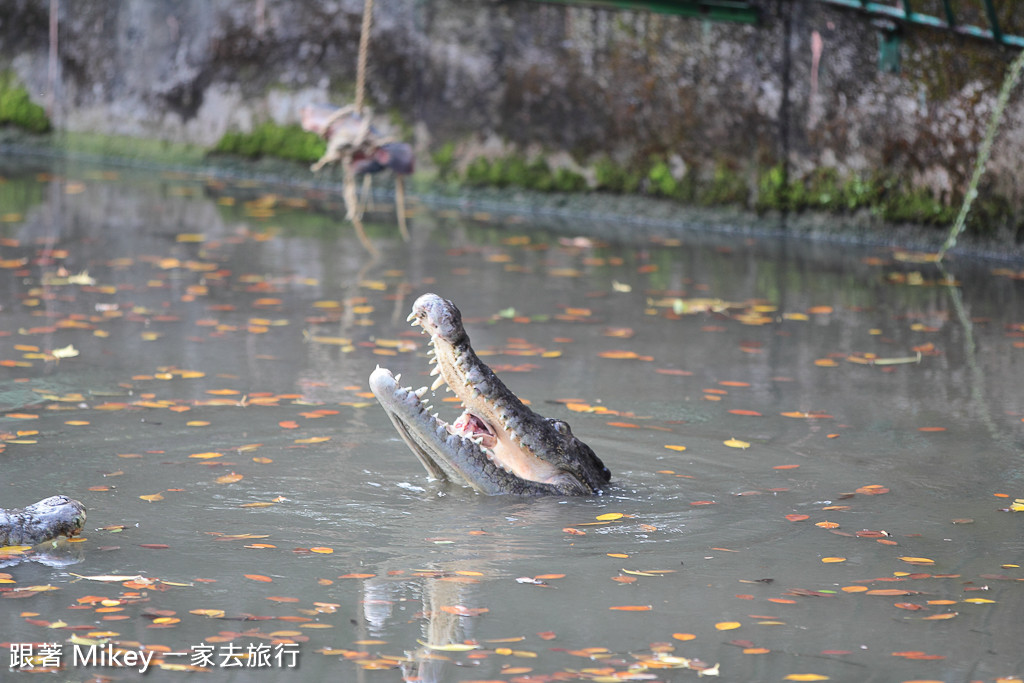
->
<box><xmin>0</xmin><ymin>496</ymin><xmax>86</xmax><ymax>546</ymax></box>
<box><xmin>369</xmin><ymin>293</ymin><xmax>610</xmax><ymax>495</ymax></box>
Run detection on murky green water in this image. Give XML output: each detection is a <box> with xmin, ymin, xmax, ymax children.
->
<box><xmin>1</xmin><ymin>157</ymin><xmax>1023</xmax><ymax>682</ymax></box>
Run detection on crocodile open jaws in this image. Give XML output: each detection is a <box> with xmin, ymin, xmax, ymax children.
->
<box><xmin>369</xmin><ymin>293</ymin><xmax>610</xmax><ymax>495</ymax></box>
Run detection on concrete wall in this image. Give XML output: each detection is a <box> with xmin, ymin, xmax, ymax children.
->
<box><xmin>2</xmin><ymin>0</ymin><xmax>1022</xmax><ymax>209</ymax></box>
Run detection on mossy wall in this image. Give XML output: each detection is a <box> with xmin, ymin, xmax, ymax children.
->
<box><xmin>0</xmin><ymin>71</ymin><xmax>50</xmax><ymax>133</ymax></box>
<box><xmin>1</xmin><ymin>0</ymin><xmax>1022</xmax><ymax>235</ymax></box>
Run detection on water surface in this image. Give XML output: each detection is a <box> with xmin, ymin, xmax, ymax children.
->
<box><xmin>1</xmin><ymin>158</ymin><xmax>1023</xmax><ymax>682</ymax></box>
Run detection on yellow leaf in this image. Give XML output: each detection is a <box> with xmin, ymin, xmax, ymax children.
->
<box><xmin>139</xmin><ymin>493</ymin><xmax>164</xmax><ymax>502</ymax></box>
<box><xmin>664</xmin><ymin>444</ymin><xmax>687</xmax><ymax>451</ymax></box>
<box><xmin>294</xmin><ymin>436</ymin><xmax>331</xmax><ymax>444</ymax></box>
<box><xmin>723</xmin><ymin>438</ymin><xmax>750</xmax><ymax>449</ymax></box>
<box><xmin>216</xmin><ymin>472</ymin><xmax>244</xmax><ymax>484</ymax></box>
<box><xmin>596</xmin><ymin>513</ymin><xmax>623</xmax><ymax>521</ymax></box>
<box><xmin>190</xmin><ymin>609</ymin><xmax>226</xmax><ymax>618</ymax></box>
<box><xmin>784</xmin><ymin>675</ymin><xmax>830</xmax><ymax>682</ymax></box>
<box><xmin>715</xmin><ymin>621</ymin><xmax>741</xmax><ymax>630</ymax></box>
<box><xmin>310</xmin><ymin>547</ymin><xmax>334</xmax><ymax>554</ymax></box>
<box><xmin>189</xmin><ymin>452</ymin><xmax>223</xmax><ymax>459</ymax></box>
<box><xmin>821</xmin><ymin>557</ymin><xmax>846</xmax><ymax>563</ymax></box>
<box><xmin>962</xmin><ymin>598</ymin><xmax>996</xmax><ymax>604</ymax></box>
<box><xmin>898</xmin><ymin>556</ymin><xmax>935</xmax><ymax>565</ymax></box>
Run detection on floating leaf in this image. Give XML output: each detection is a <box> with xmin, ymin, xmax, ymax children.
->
<box><xmin>715</xmin><ymin>621</ymin><xmax>741</xmax><ymax>630</ymax></box>
<box><xmin>139</xmin><ymin>493</ymin><xmax>164</xmax><ymax>502</ymax></box>
<box><xmin>294</xmin><ymin>436</ymin><xmax>331</xmax><ymax>444</ymax></box>
<box><xmin>723</xmin><ymin>438</ymin><xmax>750</xmax><ymax>449</ymax></box>
<box><xmin>609</xmin><ymin>605</ymin><xmax>652</xmax><ymax>611</ymax></box>
<box><xmin>215</xmin><ymin>472</ymin><xmax>244</xmax><ymax>484</ymax></box>
<box><xmin>855</xmin><ymin>484</ymin><xmax>890</xmax><ymax>495</ymax></box>
<box><xmin>245</xmin><ymin>574</ymin><xmax>273</xmax><ymax>582</ymax></box>
<box><xmin>596</xmin><ymin>513</ymin><xmax>624</xmax><ymax>521</ymax></box>
<box><xmin>898</xmin><ymin>557</ymin><xmax>935</xmax><ymax>565</ymax></box>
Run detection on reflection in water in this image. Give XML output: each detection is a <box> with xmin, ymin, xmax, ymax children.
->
<box><xmin>0</xmin><ymin>157</ymin><xmax>1023</xmax><ymax>681</ymax></box>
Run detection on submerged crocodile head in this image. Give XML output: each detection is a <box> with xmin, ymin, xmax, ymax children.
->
<box><xmin>0</xmin><ymin>496</ymin><xmax>87</xmax><ymax>547</ymax></box>
<box><xmin>369</xmin><ymin>293</ymin><xmax>610</xmax><ymax>495</ymax></box>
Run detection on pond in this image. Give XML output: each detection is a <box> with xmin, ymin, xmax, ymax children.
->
<box><xmin>1</xmin><ymin>156</ymin><xmax>1023</xmax><ymax>682</ymax></box>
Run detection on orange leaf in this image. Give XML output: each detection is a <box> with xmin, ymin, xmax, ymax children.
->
<box><xmin>245</xmin><ymin>574</ymin><xmax>273</xmax><ymax>582</ymax></box>
<box><xmin>609</xmin><ymin>605</ymin><xmax>652</xmax><ymax>611</ymax></box>
<box><xmin>728</xmin><ymin>409</ymin><xmax>762</xmax><ymax>416</ymax></box>
<box><xmin>672</xmin><ymin>633</ymin><xmax>696</xmax><ymax>641</ymax></box>
<box><xmin>440</xmin><ymin>605</ymin><xmax>489</xmax><ymax>616</ymax></box>
<box><xmin>855</xmin><ymin>484</ymin><xmax>889</xmax><ymax>495</ymax></box>
<box><xmin>785</xmin><ymin>514</ymin><xmax>809</xmax><ymax>522</ymax></box>
<box><xmin>215</xmin><ymin>472</ymin><xmax>243</xmax><ymax>484</ymax></box>
<box><xmin>815</xmin><ymin>521</ymin><xmax>840</xmax><ymax>529</ymax></box>
<box><xmin>598</xmin><ymin>350</ymin><xmax>640</xmax><ymax>360</ymax></box>
<box><xmin>279</xmin><ymin>420</ymin><xmax>299</xmax><ymax>429</ymax></box>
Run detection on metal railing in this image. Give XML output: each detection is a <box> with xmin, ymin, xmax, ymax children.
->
<box><xmin>814</xmin><ymin>1</ymin><xmax>1022</xmax><ymax>48</ymax></box>
<box><xmin>536</xmin><ymin>0</ymin><xmax>759</xmax><ymax>23</ymax></box>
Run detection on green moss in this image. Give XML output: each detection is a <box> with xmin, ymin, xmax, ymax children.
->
<box><xmin>647</xmin><ymin>160</ymin><xmax>677</xmax><ymax>197</ymax></box>
<box><xmin>0</xmin><ymin>72</ymin><xmax>51</xmax><ymax>133</ymax></box>
<box><xmin>594</xmin><ymin>155</ymin><xmax>641</xmax><ymax>194</ymax></box>
<box><xmin>700</xmin><ymin>161</ymin><xmax>747</xmax><ymax>206</ymax></box>
<box><xmin>432</xmin><ymin>142</ymin><xmax>457</xmax><ymax>181</ymax></box>
<box><xmin>461</xmin><ymin>153</ymin><xmax>571</xmax><ymax>192</ymax></box>
<box><xmin>551</xmin><ymin>167</ymin><xmax>587</xmax><ymax>193</ymax></box>
<box><xmin>878</xmin><ymin>183</ymin><xmax>956</xmax><ymax>226</ymax></box>
<box><xmin>464</xmin><ymin>157</ymin><xmax>492</xmax><ymax>187</ymax></box>
<box><xmin>210</xmin><ymin>121</ymin><xmax>324</xmax><ymax>162</ymax></box>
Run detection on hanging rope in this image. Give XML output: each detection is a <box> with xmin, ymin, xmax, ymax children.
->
<box><xmin>353</xmin><ymin>0</ymin><xmax>374</xmax><ymax>114</ymax></box>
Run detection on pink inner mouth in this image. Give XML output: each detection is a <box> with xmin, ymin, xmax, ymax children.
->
<box><xmin>448</xmin><ymin>411</ymin><xmax>498</xmax><ymax>449</ymax></box>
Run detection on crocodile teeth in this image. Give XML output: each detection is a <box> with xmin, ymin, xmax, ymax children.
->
<box><xmin>430</xmin><ymin>375</ymin><xmax>446</xmax><ymax>392</ymax></box>
<box><xmin>414</xmin><ymin>386</ymin><xmax>428</xmax><ymax>398</ymax></box>
<box><xmin>407</xmin><ymin>312</ymin><xmax>418</xmax><ymax>323</ymax></box>
<box><xmin>394</xmin><ymin>373</ymin><xmax>402</xmax><ymax>383</ymax></box>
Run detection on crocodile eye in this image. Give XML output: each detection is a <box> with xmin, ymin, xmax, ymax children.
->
<box><xmin>549</xmin><ymin>419</ymin><xmax>571</xmax><ymax>435</ymax></box>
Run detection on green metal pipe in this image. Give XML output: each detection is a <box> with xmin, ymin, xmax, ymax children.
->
<box><xmin>981</xmin><ymin>0</ymin><xmax>1003</xmax><ymax>43</ymax></box>
<box><xmin>817</xmin><ymin>0</ymin><xmax>1024</xmax><ymax>48</ymax></box>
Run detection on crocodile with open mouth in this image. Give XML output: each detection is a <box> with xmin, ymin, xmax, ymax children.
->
<box><xmin>369</xmin><ymin>294</ymin><xmax>610</xmax><ymax>495</ymax></box>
